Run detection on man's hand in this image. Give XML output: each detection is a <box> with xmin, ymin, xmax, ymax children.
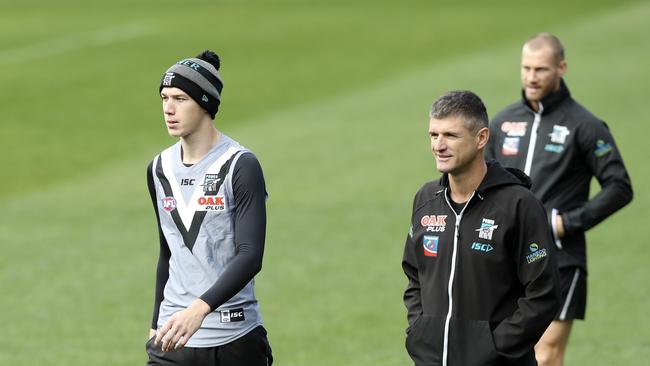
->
<box><xmin>154</xmin><ymin>299</ymin><xmax>212</xmax><ymax>352</ymax></box>
<box><xmin>555</xmin><ymin>214</ymin><xmax>565</xmax><ymax>239</ymax></box>
<box><xmin>149</xmin><ymin>328</ymin><xmax>156</xmax><ymax>339</ymax></box>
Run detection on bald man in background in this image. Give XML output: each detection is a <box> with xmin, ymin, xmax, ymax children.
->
<box><xmin>486</xmin><ymin>33</ymin><xmax>633</xmax><ymax>365</ymax></box>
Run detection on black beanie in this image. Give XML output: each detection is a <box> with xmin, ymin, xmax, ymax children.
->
<box><xmin>159</xmin><ymin>57</ymin><xmax>223</xmax><ymax>119</ymax></box>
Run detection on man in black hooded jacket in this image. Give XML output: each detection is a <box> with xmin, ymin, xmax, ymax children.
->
<box><xmin>486</xmin><ymin>33</ymin><xmax>633</xmax><ymax>366</ymax></box>
<box><xmin>403</xmin><ymin>90</ymin><xmax>560</xmax><ymax>366</ymax></box>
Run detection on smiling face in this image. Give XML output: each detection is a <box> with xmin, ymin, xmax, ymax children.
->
<box><xmin>520</xmin><ymin>44</ymin><xmax>567</xmax><ymax>110</ymax></box>
<box><xmin>161</xmin><ymin>87</ymin><xmax>210</xmax><ymax>138</ymax></box>
<box><xmin>429</xmin><ymin>115</ymin><xmax>488</xmax><ymax>176</ymax></box>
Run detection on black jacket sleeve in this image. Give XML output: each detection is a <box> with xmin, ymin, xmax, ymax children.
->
<box><xmin>199</xmin><ymin>153</ymin><xmax>267</xmax><ymax>310</ymax></box>
<box><xmin>493</xmin><ymin>194</ymin><xmax>561</xmax><ymax>359</ymax></box>
<box><xmin>148</xmin><ymin>160</ymin><xmax>171</xmax><ymax>329</ymax></box>
<box><xmin>561</xmin><ymin>120</ymin><xmax>633</xmax><ymax>234</ymax></box>
<box><xmin>402</xmin><ymin>196</ymin><xmax>422</xmax><ymax>327</ymax></box>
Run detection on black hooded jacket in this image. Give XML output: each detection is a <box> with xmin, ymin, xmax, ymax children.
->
<box><xmin>403</xmin><ymin>161</ymin><xmax>560</xmax><ymax>366</ymax></box>
<box><xmin>486</xmin><ymin>80</ymin><xmax>633</xmax><ymax>270</ymax></box>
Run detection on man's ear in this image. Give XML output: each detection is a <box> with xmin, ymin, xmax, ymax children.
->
<box><xmin>558</xmin><ymin>59</ymin><xmax>568</xmax><ymax>78</ymax></box>
<box><xmin>477</xmin><ymin>127</ymin><xmax>489</xmax><ymax>150</ymax></box>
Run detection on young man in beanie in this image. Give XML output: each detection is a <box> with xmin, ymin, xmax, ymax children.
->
<box><xmin>145</xmin><ymin>50</ymin><xmax>272</xmax><ymax>366</ymax></box>
<box><xmin>486</xmin><ymin>33</ymin><xmax>632</xmax><ymax>366</ymax></box>
<box><xmin>403</xmin><ymin>90</ymin><xmax>560</xmax><ymax>365</ymax></box>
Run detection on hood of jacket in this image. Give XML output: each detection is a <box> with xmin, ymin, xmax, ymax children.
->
<box><xmin>439</xmin><ymin>159</ymin><xmax>531</xmax><ymax>196</ymax></box>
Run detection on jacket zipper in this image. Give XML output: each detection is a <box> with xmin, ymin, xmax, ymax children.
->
<box><xmin>442</xmin><ymin>189</ymin><xmax>475</xmax><ymax>366</ymax></box>
<box><xmin>523</xmin><ymin>102</ymin><xmax>544</xmax><ymax>176</ymax></box>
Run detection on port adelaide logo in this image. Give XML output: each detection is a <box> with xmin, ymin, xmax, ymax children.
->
<box><xmin>476</xmin><ymin>218</ymin><xmax>498</xmax><ymax>240</ymax></box>
<box><xmin>197</xmin><ymin>174</ymin><xmax>226</xmax><ymax>211</ymax></box>
<box><xmin>421</xmin><ymin>215</ymin><xmax>447</xmax><ymax>232</ymax></box>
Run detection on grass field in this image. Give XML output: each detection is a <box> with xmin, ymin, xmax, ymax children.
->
<box><xmin>1</xmin><ymin>0</ymin><xmax>649</xmax><ymax>364</ymax></box>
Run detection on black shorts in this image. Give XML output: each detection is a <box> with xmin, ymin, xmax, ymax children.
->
<box><xmin>146</xmin><ymin>326</ymin><xmax>272</xmax><ymax>366</ymax></box>
<box><xmin>555</xmin><ymin>267</ymin><xmax>587</xmax><ymax>321</ymax></box>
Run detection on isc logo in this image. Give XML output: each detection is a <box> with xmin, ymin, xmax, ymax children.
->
<box><xmin>180</xmin><ymin>178</ymin><xmax>195</xmax><ymax>186</ymax></box>
<box><xmin>471</xmin><ymin>242</ymin><xmax>493</xmax><ymax>252</ymax></box>
<box><xmin>220</xmin><ymin>308</ymin><xmax>245</xmax><ymax>323</ymax></box>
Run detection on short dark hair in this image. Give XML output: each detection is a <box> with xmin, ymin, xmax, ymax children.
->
<box><xmin>429</xmin><ymin>90</ymin><xmax>488</xmax><ymax>133</ymax></box>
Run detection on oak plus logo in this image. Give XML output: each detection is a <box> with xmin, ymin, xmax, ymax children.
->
<box><xmin>501</xmin><ymin>121</ymin><xmax>528</xmax><ymax>137</ymax></box>
<box><xmin>197</xmin><ymin>195</ymin><xmax>226</xmax><ymax>211</ymax></box>
<box><xmin>420</xmin><ymin>215</ymin><xmax>447</xmax><ymax>232</ymax></box>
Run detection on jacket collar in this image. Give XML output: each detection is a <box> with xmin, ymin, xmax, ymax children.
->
<box><xmin>439</xmin><ymin>160</ymin><xmax>531</xmax><ymax>197</ymax></box>
<box><xmin>521</xmin><ymin>78</ymin><xmax>571</xmax><ymax>115</ymax></box>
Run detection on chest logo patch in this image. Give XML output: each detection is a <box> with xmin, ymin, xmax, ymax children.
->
<box><xmin>471</xmin><ymin>242</ymin><xmax>493</xmax><ymax>253</ymax></box>
<box><xmin>501</xmin><ymin>121</ymin><xmax>528</xmax><ymax>137</ymax></box>
<box><xmin>476</xmin><ymin>218</ymin><xmax>498</xmax><ymax>240</ymax></box>
<box><xmin>162</xmin><ymin>197</ymin><xmax>177</xmax><ymax>212</ymax></box>
<box><xmin>421</xmin><ymin>215</ymin><xmax>447</xmax><ymax>232</ymax></box>
<box><xmin>549</xmin><ymin>125</ymin><xmax>570</xmax><ymax>144</ymax></box>
<box><xmin>201</xmin><ymin>174</ymin><xmax>221</xmax><ymax>195</ymax></box>
<box><xmin>197</xmin><ymin>195</ymin><xmax>226</xmax><ymax>211</ymax></box>
<box><xmin>423</xmin><ymin>235</ymin><xmax>439</xmax><ymax>257</ymax></box>
<box><xmin>502</xmin><ymin>137</ymin><xmax>520</xmax><ymax>156</ymax></box>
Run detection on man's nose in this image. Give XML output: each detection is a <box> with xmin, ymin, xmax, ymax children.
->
<box><xmin>433</xmin><ymin>137</ymin><xmax>446</xmax><ymax>151</ymax></box>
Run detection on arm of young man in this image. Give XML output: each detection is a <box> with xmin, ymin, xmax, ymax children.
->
<box><xmin>492</xmin><ymin>194</ymin><xmax>561</xmax><ymax>360</ymax></box>
<box><xmin>559</xmin><ymin>120</ymin><xmax>633</xmax><ymax>236</ymax></box>
<box><xmin>147</xmin><ymin>161</ymin><xmax>171</xmax><ymax>339</ymax></box>
<box><xmin>155</xmin><ymin>153</ymin><xmax>268</xmax><ymax>352</ymax></box>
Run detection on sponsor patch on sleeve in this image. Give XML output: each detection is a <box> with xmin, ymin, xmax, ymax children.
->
<box><xmin>525</xmin><ymin>243</ymin><xmax>548</xmax><ymax>264</ymax></box>
<box><xmin>594</xmin><ymin>139</ymin><xmax>613</xmax><ymax>157</ymax></box>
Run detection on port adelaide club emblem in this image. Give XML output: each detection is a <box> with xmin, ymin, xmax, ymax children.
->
<box><xmin>197</xmin><ymin>174</ymin><xmax>226</xmax><ymax>211</ymax></box>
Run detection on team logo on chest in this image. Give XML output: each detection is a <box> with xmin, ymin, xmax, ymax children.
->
<box><xmin>549</xmin><ymin>125</ymin><xmax>570</xmax><ymax>144</ymax></box>
<box><xmin>476</xmin><ymin>218</ymin><xmax>498</xmax><ymax>240</ymax></box>
<box><xmin>196</xmin><ymin>173</ymin><xmax>226</xmax><ymax>211</ymax></box>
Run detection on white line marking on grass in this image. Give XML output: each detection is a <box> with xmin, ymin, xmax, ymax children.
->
<box><xmin>0</xmin><ymin>23</ymin><xmax>155</xmax><ymax>64</ymax></box>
